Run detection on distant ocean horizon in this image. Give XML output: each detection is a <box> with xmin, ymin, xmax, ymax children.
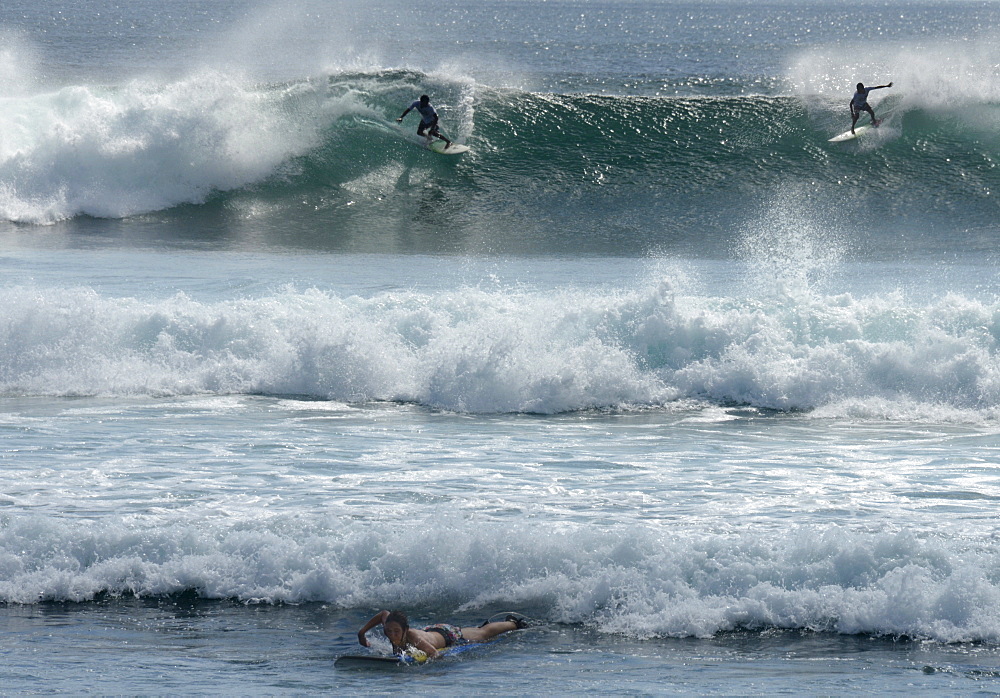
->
<box><xmin>3</xmin><ymin>0</ymin><xmax>1000</xmax><ymax>693</ymax></box>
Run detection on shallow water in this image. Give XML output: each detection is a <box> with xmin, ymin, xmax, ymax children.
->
<box><xmin>6</xmin><ymin>600</ymin><xmax>1000</xmax><ymax>694</ymax></box>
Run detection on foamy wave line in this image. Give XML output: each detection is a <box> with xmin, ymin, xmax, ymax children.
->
<box><xmin>1</xmin><ymin>283</ymin><xmax>998</xmax><ymax>416</ymax></box>
<box><xmin>0</xmin><ymin>72</ymin><xmax>332</xmax><ymax>224</ymax></box>
<box><xmin>2</xmin><ymin>515</ymin><xmax>998</xmax><ymax>643</ymax></box>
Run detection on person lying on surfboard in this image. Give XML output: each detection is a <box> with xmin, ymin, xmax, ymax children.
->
<box><xmin>397</xmin><ymin>95</ymin><xmax>453</xmax><ymax>150</ymax></box>
<box><xmin>357</xmin><ymin>610</ymin><xmax>528</xmax><ymax>658</ymax></box>
<box><xmin>850</xmin><ymin>81</ymin><xmax>893</xmax><ymax>134</ymax></box>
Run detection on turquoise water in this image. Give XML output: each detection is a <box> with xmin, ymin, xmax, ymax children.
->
<box><xmin>2</xmin><ymin>0</ymin><xmax>1000</xmax><ymax>693</ymax></box>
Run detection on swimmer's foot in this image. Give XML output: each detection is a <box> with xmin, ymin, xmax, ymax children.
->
<box><xmin>481</xmin><ymin>612</ymin><xmax>531</xmax><ymax>628</ymax></box>
<box><xmin>505</xmin><ymin>613</ymin><xmax>530</xmax><ymax>629</ymax></box>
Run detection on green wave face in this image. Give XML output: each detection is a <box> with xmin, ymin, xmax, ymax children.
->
<box><xmin>233</xmin><ymin>72</ymin><xmax>994</xmax><ymax>258</ymax></box>
<box><xmin>6</xmin><ymin>69</ymin><xmax>993</xmax><ymax>258</ymax></box>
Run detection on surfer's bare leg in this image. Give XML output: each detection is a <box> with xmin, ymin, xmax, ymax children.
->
<box><xmin>850</xmin><ymin>109</ymin><xmax>860</xmax><ymax>135</ymax></box>
<box><xmin>459</xmin><ymin>620</ymin><xmax>518</xmax><ymax>643</ymax></box>
<box><xmin>430</xmin><ymin>126</ymin><xmax>451</xmax><ymax>149</ymax></box>
<box><xmin>418</xmin><ymin>122</ymin><xmax>432</xmax><ymax>146</ymax></box>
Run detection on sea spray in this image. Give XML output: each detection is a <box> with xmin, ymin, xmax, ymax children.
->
<box><xmin>0</xmin><ymin>71</ymin><xmax>332</xmax><ymax>223</ymax></box>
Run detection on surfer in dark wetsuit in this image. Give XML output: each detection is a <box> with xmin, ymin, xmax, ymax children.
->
<box><xmin>850</xmin><ymin>81</ymin><xmax>893</xmax><ymax>134</ymax></box>
<box><xmin>357</xmin><ymin>609</ymin><xmax>527</xmax><ymax>658</ymax></box>
<box><xmin>397</xmin><ymin>95</ymin><xmax>453</xmax><ymax>150</ymax></box>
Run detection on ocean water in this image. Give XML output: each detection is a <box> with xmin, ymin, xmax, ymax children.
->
<box><xmin>2</xmin><ymin>0</ymin><xmax>1000</xmax><ymax>693</ymax></box>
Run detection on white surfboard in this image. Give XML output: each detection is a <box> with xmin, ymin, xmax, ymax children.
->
<box><xmin>358</xmin><ymin>119</ymin><xmax>471</xmax><ymax>154</ymax></box>
<box><xmin>427</xmin><ymin>140</ymin><xmax>470</xmax><ymax>155</ymax></box>
<box><xmin>427</xmin><ymin>141</ymin><xmax>469</xmax><ymax>155</ymax></box>
<box><xmin>829</xmin><ymin>120</ymin><xmax>882</xmax><ymax>143</ymax></box>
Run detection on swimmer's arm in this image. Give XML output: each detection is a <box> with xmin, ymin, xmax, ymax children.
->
<box><xmin>357</xmin><ymin>610</ymin><xmax>389</xmax><ymax>647</ymax></box>
<box><xmin>411</xmin><ymin>633</ymin><xmax>440</xmax><ymax>658</ymax></box>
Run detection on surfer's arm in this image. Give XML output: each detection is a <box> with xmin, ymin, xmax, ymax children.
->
<box><xmin>397</xmin><ymin>107</ymin><xmax>411</xmax><ymax>122</ymax></box>
<box><xmin>357</xmin><ymin>610</ymin><xmax>389</xmax><ymax>646</ymax></box>
<box><xmin>872</xmin><ymin>82</ymin><xmax>893</xmax><ymax>90</ymax></box>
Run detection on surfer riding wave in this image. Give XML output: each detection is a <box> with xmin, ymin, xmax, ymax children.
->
<box><xmin>850</xmin><ymin>80</ymin><xmax>893</xmax><ymax>134</ymax></box>
<box><xmin>397</xmin><ymin>95</ymin><xmax>453</xmax><ymax>150</ymax></box>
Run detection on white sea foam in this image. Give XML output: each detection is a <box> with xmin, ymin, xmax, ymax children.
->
<box><xmin>0</xmin><ymin>280</ymin><xmax>998</xmax><ymax>418</ymax></box>
<box><xmin>2</xmin><ymin>515</ymin><xmax>998</xmax><ymax>643</ymax></box>
<box><xmin>0</xmin><ymin>71</ymin><xmax>335</xmax><ymax>224</ymax></box>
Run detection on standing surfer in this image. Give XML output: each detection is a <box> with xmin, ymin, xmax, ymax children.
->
<box><xmin>397</xmin><ymin>95</ymin><xmax>453</xmax><ymax>150</ymax></box>
<box><xmin>850</xmin><ymin>81</ymin><xmax>893</xmax><ymax>134</ymax></box>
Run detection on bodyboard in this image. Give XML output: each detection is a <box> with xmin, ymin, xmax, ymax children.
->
<box><xmin>335</xmin><ymin>641</ymin><xmax>487</xmax><ymax>669</ymax></box>
<box><xmin>334</xmin><ymin>655</ymin><xmax>402</xmax><ymax>669</ymax></box>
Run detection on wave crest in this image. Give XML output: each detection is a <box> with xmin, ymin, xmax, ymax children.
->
<box><xmin>2</xmin><ymin>280</ymin><xmax>999</xmax><ymax>418</ymax></box>
<box><xmin>4</xmin><ymin>515</ymin><xmax>999</xmax><ymax>644</ymax></box>
<box><xmin>2</xmin><ymin>69</ymin><xmax>997</xmax><ymax>234</ymax></box>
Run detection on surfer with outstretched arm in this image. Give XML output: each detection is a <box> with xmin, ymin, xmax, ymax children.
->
<box><xmin>850</xmin><ymin>81</ymin><xmax>893</xmax><ymax>134</ymax></box>
<box><xmin>358</xmin><ymin>610</ymin><xmax>527</xmax><ymax>658</ymax></box>
<box><xmin>397</xmin><ymin>95</ymin><xmax>452</xmax><ymax>150</ymax></box>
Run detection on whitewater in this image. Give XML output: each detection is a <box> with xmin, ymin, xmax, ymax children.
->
<box><xmin>3</xmin><ymin>253</ymin><xmax>1000</xmax><ymax>417</ymax></box>
<box><xmin>3</xmin><ymin>0</ymin><xmax>1000</xmax><ymax>694</ymax></box>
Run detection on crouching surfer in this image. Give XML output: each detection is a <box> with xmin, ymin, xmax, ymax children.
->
<box><xmin>397</xmin><ymin>94</ymin><xmax>453</xmax><ymax>150</ymax></box>
<box><xmin>850</xmin><ymin>80</ymin><xmax>893</xmax><ymax>134</ymax></box>
<box><xmin>357</xmin><ymin>610</ymin><xmax>528</xmax><ymax>659</ymax></box>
